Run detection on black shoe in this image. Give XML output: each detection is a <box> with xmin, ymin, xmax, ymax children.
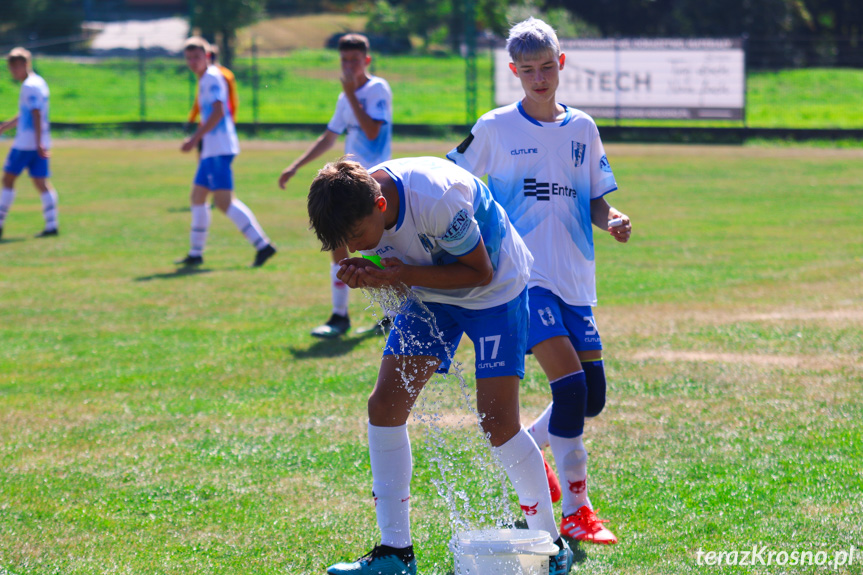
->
<box><xmin>35</xmin><ymin>228</ymin><xmax>58</xmax><ymax>238</ymax></box>
<box><xmin>252</xmin><ymin>244</ymin><xmax>277</xmax><ymax>268</ymax></box>
<box><xmin>311</xmin><ymin>313</ymin><xmax>350</xmax><ymax>339</ymax></box>
<box><xmin>175</xmin><ymin>254</ymin><xmax>203</xmax><ymax>267</ymax></box>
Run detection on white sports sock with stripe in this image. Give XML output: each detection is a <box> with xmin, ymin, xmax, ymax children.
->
<box><xmin>369</xmin><ymin>423</ymin><xmax>412</xmax><ymax>549</ymax></box>
<box><xmin>226</xmin><ymin>199</ymin><xmax>269</xmax><ymax>250</ymax></box>
<box><xmin>527</xmin><ymin>401</ymin><xmax>553</xmax><ymax>449</ymax></box>
<box><xmin>549</xmin><ymin>433</ymin><xmax>592</xmax><ymax>517</ymax></box>
<box><xmin>0</xmin><ymin>188</ymin><xmax>15</xmax><ymax>228</ymax></box>
<box><xmin>41</xmin><ymin>189</ymin><xmax>58</xmax><ymax>230</ymax></box>
<box><xmin>331</xmin><ymin>263</ymin><xmax>349</xmax><ymax>316</ymax></box>
<box><xmin>493</xmin><ymin>428</ymin><xmax>560</xmax><ymax>539</ymax></box>
<box><xmin>189</xmin><ymin>204</ymin><xmax>211</xmax><ymax>257</ymax></box>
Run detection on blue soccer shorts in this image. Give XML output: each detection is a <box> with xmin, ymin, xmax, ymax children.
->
<box><xmin>526</xmin><ymin>286</ymin><xmax>603</xmax><ymax>352</ymax></box>
<box><xmin>193</xmin><ymin>154</ymin><xmax>234</xmax><ymax>190</ymax></box>
<box><xmin>383</xmin><ymin>287</ymin><xmax>529</xmax><ymax>380</ymax></box>
<box><xmin>3</xmin><ymin>148</ymin><xmax>49</xmax><ymax>178</ymax></box>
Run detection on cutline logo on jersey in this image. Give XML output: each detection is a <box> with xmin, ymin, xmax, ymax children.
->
<box><xmin>374</xmin><ymin>246</ymin><xmax>394</xmax><ymax>256</ymax></box>
<box><xmin>511</xmin><ymin>147</ymin><xmax>538</xmax><ymax>156</ymax></box>
<box><xmin>572</xmin><ymin>141</ymin><xmax>586</xmax><ymax>167</ymax></box>
<box><xmin>524</xmin><ymin>179</ymin><xmax>577</xmax><ymax>201</ymax></box>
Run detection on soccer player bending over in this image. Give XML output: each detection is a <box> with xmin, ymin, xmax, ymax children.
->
<box><xmin>176</xmin><ymin>37</ymin><xmax>276</xmax><ymax>268</ymax></box>
<box><xmin>279</xmin><ymin>33</ymin><xmax>392</xmax><ymax>339</ymax></box>
<box><xmin>308</xmin><ymin>156</ymin><xmax>574</xmax><ymax>575</ymax></box>
<box><xmin>0</xmin><ymin>48</ymin><xmax>59</xmax><ymax>240</ymax></box>
<box><xmin>448</xmin><ymin>17</ymin><xmax>632</xmax><ymax>545</ymax></box>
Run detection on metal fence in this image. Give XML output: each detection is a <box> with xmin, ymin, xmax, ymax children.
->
<box><xmin>0</xmin><ymin>35</ymin><xmax>861</xmax><ymax>132</ymax></box>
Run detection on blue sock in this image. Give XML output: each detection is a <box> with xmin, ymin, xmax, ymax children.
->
<box><xmin>548</xmin><ymin>371</ymin><xmax>587</xmax><ymax>439</ymax></box>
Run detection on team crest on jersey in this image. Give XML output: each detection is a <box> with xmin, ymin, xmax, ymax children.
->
<box><xmin>443</xmin><ymin>209</ymin><xmax>472</xmax><ymax>242</ymax></box>
<box><xmin>418</xmin><ymin>233</ymin><xmax>434</xmax><ymax>253</ymax></box>
<box><xmin>538</xmin><ymin>307</ymin><xmax>556</xmax><ymax>326</ymax></box>
<box><xmin>600</xmin><ymin>155</ymin><xmax>612</xmax><ymax>173</ymax></box>
<box><xmin>572</xmin><ymin>141</ymin><xmax>586</xmax><ymax>167</ymax></box>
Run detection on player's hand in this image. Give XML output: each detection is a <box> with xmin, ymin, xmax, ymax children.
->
<box><xmin>353</xmin><ymin>257</ymin><xmax>405</xmax><ymax>289</ymax></box>
<box><xmin>181</xmin><ymin>137</ymin><xmax>197</xmax><ymax>153</ymax></box>
<box><xmin>340</xmin><ymin>73</ymin><xmax>357</xmax><ymax>95</ymax></box>
<box><xmin>607</xmin><ymin>211</ymin><xmax>632</xmax><ymax>243</ymax></box>
<box><xmin>37</xmin><ymin>145</ymin><xmax>50</xmax><ymax>159</ymax></box>
<box><xmin>278</xmin><ymin>167</ymin><xmax>297</xmax><ymax>189</ymax></box>
<box><xmin>336</xmin><ymin>257</ymin><xmax>380</xmax><ymax>289</ymax></box>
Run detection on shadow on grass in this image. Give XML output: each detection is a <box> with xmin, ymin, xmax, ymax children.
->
<box><xmin>166</xmin><ymin>206</ymin><xmax>192</xmax><ymax>213</ymax></box>
<box><xmin>287</xmin><ymin>330</ymin><xmax>381</xmax><ymax>359</ymax></box>
<box><xmin>0</xmin><ymin>237</ymin><xmax>26</xmax><ymax>244</ymax></box>
<box><xmin>134</xmin><ymin>267</ymin><xmax>213</xmax><ymax>282</ymax></box>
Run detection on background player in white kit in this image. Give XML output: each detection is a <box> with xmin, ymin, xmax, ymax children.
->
<box><xmin>278</xmin><ymin>33</ymin><xmax>392</xmax><ymax>338</ymax></box>
<box><xmin>448</xmin><ymin>17</ymin><xmax>632</xmax><ymax>545</ymax></box>
<box><xmin>307</xmin><ymin>156</ymin><xmax>573</xmax><ymax>575</ymax></box>
<box><xmin>0</xmin><ymin>48</ymin><xmax>59</xmax><ymax>240</ymax></box>
<box><xmin>176</xmin><ymin>37</ymin><xmax>276</xmax><ymax>269</ymax></box>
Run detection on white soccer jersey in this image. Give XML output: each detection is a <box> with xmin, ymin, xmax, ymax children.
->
<box><xmin>14</xmin><ymin>73</ymin><xmax>51</xmax><ymax>151</ymax></box>
<box><xmin>363</xmin><ymin>156</ymin><xmax>532</xmax><ymax>309</ymax></box>
<box><xmin>447</xmin><ymin>102</ymin><xmax>618</xmax><ymax>307</ymax></box>
<box><xmin>199</xmin><ymin>66</ymin><xmax>239</xmax><ymax>159</ymax></box>
<box><xmin>327</xmin><ymin>76</ymin><xmax>392</xmax><ymax>168</ymax></box>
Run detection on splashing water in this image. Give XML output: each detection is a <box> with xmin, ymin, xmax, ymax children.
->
<box><xmin>362</xmin><ymin>286</ymin><xmax>523</xmax><ymax>571</ymax></box>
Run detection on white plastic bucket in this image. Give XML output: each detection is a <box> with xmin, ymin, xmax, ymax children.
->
<box><xmin>451</xmin><ymin>529</ymin><xmax>559</xmax><ymax>575</ymax></box>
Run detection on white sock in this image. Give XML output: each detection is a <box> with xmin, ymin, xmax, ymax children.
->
<box><xmin>527</xmin><ymin>402</ymin><xmax>553</xmax><ymax>449</ymax></box>
<box><xmin>41</xmin><ymin>189</ymin><xmax>58</xmax><ymax>230</ymax></box>
<box><xmin>493</xmin><ymin>428</ymin><xmax>559</xmax><ymax>539</ymax></box>
<box><xmin>331</xmin><ymin>263</ymin><xmax>349</xmax><ymax>316</ymax></box>
<box><xmin>189</xmin><ymin>204</ymin><xmax>211</xmax><ymax>257</ymax></box>
<box><xmin>0</xmin><ymin>188</ymin><xmax>15</xmax><ymax>228</ymax></box>
<box><xmin>226</xmin><ymin>199</ymin><xmax>269</xmax><ymax>250</ymax></box>
<box><xmin>549</xmin><ymin>433</ymin><xmax>592</xmax><ymax>517</ymax></box>
<box><xmin>368</xmin><ymin>423</ymin><xmax>412</xmax><ymax>549</ymax></box>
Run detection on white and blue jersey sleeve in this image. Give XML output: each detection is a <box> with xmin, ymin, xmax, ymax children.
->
<box><xmin>367</xmin><ymin>156</ymin><xmax>532</xmax><ymax>309</ymax></box>
<box><xmin>327</xmin><ymin>76</ymin><xmax>392</xmax><ymax>169</ymax></box>
<box><xmin>199</xmin><ymin>66</ymin><xmax>239</xmax><ymax>159</ymax></box>
<box><xmin>447</xmin><ymin>102</ymin><xmax>617</xmax><ymax>307</ymax></box>
<box><xmin>13</xmin><ymin>74</ymin><xmax>51</xmax><ymax>151</ymax></box>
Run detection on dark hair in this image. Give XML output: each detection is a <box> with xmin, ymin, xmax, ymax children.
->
<box><xmin>338</xmin><ymin>33</ymin><xmax>370</xmax><ymax>55</ymax></box>
<box><xmin>308</xmin><ymin>158</ymin><xmax>380</xmax><ymax>251</ymax></box>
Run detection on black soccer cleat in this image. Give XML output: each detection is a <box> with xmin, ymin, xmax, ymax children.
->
<box><xmin>35</xmin><ymin>228</ymin><xmax>58</xmax><ymax>238</ymax></box>
<box><xmin>311</xmin><ymin>313</ymin><xmax>350</xmax><ymax>339</ymax></box>
<box><xmin>175</xmin><ymin>254</ymin><xmax>204</xmax><ymax>267</ymax></box>
<box><xmin>252</xmin><ymin>244</ymin><xmax>277</xmax><ymax>268</ymax></box>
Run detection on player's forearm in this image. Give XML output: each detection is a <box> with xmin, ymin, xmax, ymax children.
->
<box><xmin>289</xmin><ymin>132</ymin><xmax>337</xmax><ymax>171</ymax></box>
<box><xmin>31</xmin><ymin>110</ymin><xmax>42</xmax><ymax>147</ymax></box>
<box><xmin>345</xmin><ymin>93</ymin><xmax>382</xmax><ymax>140</ymax></box>
<box><xmin>400</xmin><ymin>261</ymin><xmax>493</xmax><ymax>290</ymax></box>
<box><xmin>193</xmin><ymin>106</ymin><xmax>223</xmax><ymax>140</ymax></box>
<box><xmin>590</xmin><ymin>197</ymin><xmax>617</xmax><ymax>227</ymax></box>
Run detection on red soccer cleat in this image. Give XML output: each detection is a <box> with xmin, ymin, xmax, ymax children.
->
<box><xmin>542</xmin><ymin>452</ymin><xmax>562</xmax><ymax>503</ymax></box>
<box><xmin>560</xmin><ymin>505</ymin><xmax>618</xmax><ymax>545</ymax></box>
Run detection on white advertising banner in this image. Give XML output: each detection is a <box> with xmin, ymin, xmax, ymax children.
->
<box><xmin>495</xmin><ymin>38</ymin><xmax>746</xmax><ymax>120</ymax></box>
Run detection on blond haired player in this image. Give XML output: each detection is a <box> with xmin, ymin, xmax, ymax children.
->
<box><xmin>0</xmin><ymin>48</ymin><xmax>59</xmax><ymax>240</ymax></box>
<box><xmin>449</xmin><ymin>17</ymin><xmax>632</xmax><ymax>545</ymax></box>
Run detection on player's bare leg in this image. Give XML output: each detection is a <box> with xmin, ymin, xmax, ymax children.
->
<box><xmin>311</xmin><ymin>245</ymin><xmax>351</xmax><ymax>338</ymax></box>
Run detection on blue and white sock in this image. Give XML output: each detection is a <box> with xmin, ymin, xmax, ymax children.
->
<box><xmin>0</xmin><ymin>188</ymin><xmax>15</xmax><ymax>228</ymax></box>
<box><xmin>41</xmin><ymin>189</ymin><xmax>58</xmax><ymax>231</ymax></box>
<box><xmin>226</xmin><ymin>199</ymin><xmax>269</xmax><ymax>250</ymax></box>
<box><xmin>369</xmin><ymin>423</ymin><xmax>413</xmax><ymax>549</ymax></box>
<box><xmin>189</xmin><ymin>204</ymin><xmax>211</xmax><ymax>257</ymax></box>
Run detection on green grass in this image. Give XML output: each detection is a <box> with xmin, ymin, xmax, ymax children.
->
<box><xmin>0</xmin><ymin>139</ymin><xmax>861</xmax><ymax>574</ymax></box>
<box><xmin>1</xmin><ymin>51</ymin><xmax>861</xmax><ymax>128</ymax></box>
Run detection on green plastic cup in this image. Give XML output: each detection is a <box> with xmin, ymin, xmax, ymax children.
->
<box><xmin>362</xmin><ymin>254</ymin><xmax>384</xmax><ymax>268</ymax></box>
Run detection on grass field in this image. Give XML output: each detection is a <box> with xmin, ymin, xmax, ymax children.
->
<box><xmin>0</xmin><ymin>138</ymin><xmax>861</xmax><ymax>574</ymax></box>
<box><xmin>1</xmin><ymin>51</ymin><xmax>862</xmax><ymax>129</ymax></box>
